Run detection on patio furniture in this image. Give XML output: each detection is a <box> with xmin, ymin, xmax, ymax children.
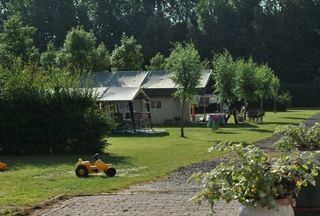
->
<box><xmin>206</xmin><ymin>113</ymin><xmax>226</xmax><ymax>128</ymax></box>
<box><xmin>247</xmin><ymin>109</ymin><xmax>265</xmax><ymax>123</ymax></box>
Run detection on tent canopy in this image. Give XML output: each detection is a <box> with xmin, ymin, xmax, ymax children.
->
<box><xmin>87</xmin><ymin>71</ymin><xmax>149</xmax><ymax>88</ymax></box>
<box><xmin>141</xmin><ymin>69</ymin><xmax>211</xmax><ymax>89</ymax></box>
<box><xmin>93</xmin><ymin>87</ymin><xmax>149</xmax><ymax>102</ymax></box>
<box><xmin>87</xmin><ymin>70</ymin><xmax>212</xmax><ymax>98</ymax></box>
<box><xmin>88</xmin><ymin>70</ymin><xmax>211</xmax><ymax>89</ymax></box>
<box><xmin>108</xmin><ymin>71</ymin><xmax>149</xmax><ymax>87</ymax></box>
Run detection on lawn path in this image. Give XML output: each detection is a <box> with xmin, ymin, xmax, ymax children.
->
<box><xmin>31</xmin><ymin>113</ymin><xmax>320</xmax><ymax>216</ymax></box>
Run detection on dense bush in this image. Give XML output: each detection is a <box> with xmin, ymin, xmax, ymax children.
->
<box><xmin>0</xmin><ymin>65</ymin><xmax>114</xmax><ymax>155</ymax></box>
<box><xmin>251</xmin><ymin>91</ymin><xmax>292</xmax><ymax>111</ymax></box>
<box><xmin>282</xmin><ymin>82</ymin><xmax>320</xmax><ymax>107</ymax></box>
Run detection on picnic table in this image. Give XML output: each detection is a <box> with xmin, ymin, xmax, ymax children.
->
<box><xmin>206</xmin><ymin>113</ymin><xmax>226</xmax><ymax>128</ymax></box>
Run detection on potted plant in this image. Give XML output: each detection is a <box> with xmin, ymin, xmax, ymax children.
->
<box><xmin>274</xmin><ymin>123</ymin><xmax>320</xmax><ymax>215</ymax></box>
<box><xmin>190</xmin><ymin>142</ymin><xmax>319</xmax><ymax>216</ymax></box>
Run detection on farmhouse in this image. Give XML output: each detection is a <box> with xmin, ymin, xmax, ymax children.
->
<box><xmin>87</xmin><ymin>70</ymin><xmax>214</xmax><ymax>126</ymax></box>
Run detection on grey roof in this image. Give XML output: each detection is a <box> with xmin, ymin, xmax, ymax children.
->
<box><xmin>90</xmin><ymin>70</ymin><xmax>211</xmax><ymax>88</ymax></box>
<box><xmin>92</xmin><ymin>87</ymin><xmax>107</xmax><ymax>98</ymax></box>
<box><xmin>141</xmin><ymin>69</ymin><xmax>212</xmax><ymax>89</ymax></box>
<box><xmin>93</xmin><ymin>87</ymin><xmax>149</xmax><ymax>102</ymax></box>
<box><xmin>88</xmin><ymin>71</ymin><xmax>149</xmax><ymax>88</ymax></box>
<box><xmin>88</xmin><ymin>70</ymin><xmax>212</xmax><ymax>100</ymax></box>
<box><xmin>108</xmin><ymin>71</ymin><xmax>149</xmax><ymax>87</ymax></box>
<box><xmin>84</xmin><ymin>71</ymin><xmax>114</xmax><ymax>87</ymax></box>
<box><xmin>141</xmin><ymin>71</ymin><xmax>175</xmax><ymax>89</ymax></box>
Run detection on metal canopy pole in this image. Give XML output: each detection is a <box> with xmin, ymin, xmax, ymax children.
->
<box><xmin>128</xmin><ymin>101</ymin><xmax>136</xmax><ymax>132</ymax></box>
<box><xmin>146</xmin><ymin>102</ymin><xmax>152</xmax><ymax>129</ymax></box>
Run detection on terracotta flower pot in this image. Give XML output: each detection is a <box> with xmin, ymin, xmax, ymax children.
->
<box><xmin>239</xmin><ymin>199</ymin><xmax>294</xmax><ymax>216</ymax></box>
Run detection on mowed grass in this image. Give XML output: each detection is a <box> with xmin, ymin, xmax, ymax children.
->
<box><xmin>0</xmin><ymin>108</ymin><xmax>319</xmax><ymax>213</ymax></box>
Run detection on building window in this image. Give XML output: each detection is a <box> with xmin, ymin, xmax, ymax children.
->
<box><xmin>151</xmin><ymin>100</ymin><xmax>161</xmax><ymax>109</ymax></box>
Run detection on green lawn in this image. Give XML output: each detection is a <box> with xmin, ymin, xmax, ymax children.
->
<box><xmin>0</xmin><ymin>108</ymin><xmax>319</xmax><ymax>214</ymax></box>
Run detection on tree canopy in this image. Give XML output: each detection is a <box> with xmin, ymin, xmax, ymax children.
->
<box><xmin>212</xmin><ymin>51</ymin><xmax>237</xmax><ymax>108</ymax></box>
<box><xmin>110</xmin><ymin>33</ymin><xmax>144</xmax><ymax>71</ymax></box>
<box><xmin>146</xmin><ymin>52</ymin><xmax>167</xmax><ymax>71</ymax></box>
<box><xmin>167</xmin><ymin>42</ymin><xmax>202</xmax><ymax>137</ymax></box>
<box><xmin>212</xmin><ymin>52</ymin><xmax>279</xmax><ymax>113</ymax></box>
<box><xmin>0</xmin><ymin>15</ymin><xmax>36</xmax><ymax>65</ymax></box>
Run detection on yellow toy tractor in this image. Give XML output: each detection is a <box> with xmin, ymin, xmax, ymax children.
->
<box><xmin>75</xmin><ymin>153</ymin><xmax>116</xmax><ymax>177</ymax></box>
<box><xmin>0</xmin><ymin>162</ymin><xmax>7</xmax><ymax>171</ymax></box>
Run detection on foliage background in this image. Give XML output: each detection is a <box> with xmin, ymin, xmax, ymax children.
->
<box><xmin>0</xmin><ymin>0</ymin><xmax>319</xmax><ymax>105</ymax></box>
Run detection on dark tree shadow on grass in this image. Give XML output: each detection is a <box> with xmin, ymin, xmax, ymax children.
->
<box><xmin>110</xmin><ymin>131</ymin><xmax>169</xmax><ymax>137</ymax></box>
<box><xmin>213</xmin><ymin>131</ymin><xmax>238</xmax><ymax>134</ymax></box>
<box><xmin>153</xmin><ymin>123</ymin><xmax>207</xmax><ymax>128</ymax></box>
<box><xmin>183</xmin><ymin>136</ymin><xmax>215</xmax><ymax>143</ymax></box>
<box><xmin>281</xmin><ymin>117</ymin><xmax>307</xmax><ymax>120</ymax></box>
<box><xmin>0</xmin><ymin>153</ymin><xmax>131</xmax><ymax>171</ymax></box>
<box><xmin>223</xmin><ymin>123</ymin><xmax>258</xmax><ymax>128</ymax></box>
<box><xmin>262</xmin><ymin>121</ymin><xmax>300</xmax><ymax>125</ymax></box>
<box><xmin>244</xmin><ymin>128</ymin><xmax>273</xmax><ymax>133</ymax></box>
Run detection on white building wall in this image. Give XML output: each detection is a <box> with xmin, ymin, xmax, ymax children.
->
<box><xmin>116</xmin><ymin>100</ymin><xmax>148</xmax><ymax>119</ymax></box>
<box><xmin>149</xmin><ymin>96</ymin><xmax>191</xmax><ymax>124</ymax></box>
<box><xmin>101</xmin><ymin>98</ymin><xmax>191</xmax><ymax>124</ymax></box>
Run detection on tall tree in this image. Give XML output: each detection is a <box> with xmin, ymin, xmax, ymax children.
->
<box><xmin>145</xmin><ymin>52</ymin><xmax>166</xmax><ymax>71</ymax></box>
<box><xmin>40</xmin><ymin>41</ymin><xmax>57</xmax><ymax>69</ymax></box>
<box><xmin>235</xmin><ymin>58</ymin><xmax>260</xmax><ymax>106</ymax></box>
<box><xmin>60</xmin><ymin>26</ymin><xmax>97</xmax><ymax>72</ymax></box>
<box><xmin>141</xmin><ymin>16</ymin><xmax>172</xmax><ymax>61</ymax></box>
<box><xmin>196</xmin><ymin>0</ymin><xmax>238</xmax><ymax>55</ymax></box>
<box><xmin>6</xmin><ymin>0</ymin><xmax>76</xmax><ymax>50</ymax></box>
<box><xmin>92</xmin><ymin>43</ymin><xmax>111</xmax><ymax>71</ymax></box>
<box><xmin>270</xmin><ymin>75</ymin><xmax>280</xmax><ymax>113</ymax></box>
<box><xmin>31</xmin><ymin>0</ymin><xmax>76</xmax><ymax>50</ymax></box>
<box><xmin>78</xmin><ymin>0</ymin><xmax>128</xmax><ymax>50</ymax></box>
<box><xmin>167</xmin><ymin>42</ymin><xmax>202</xmax><ymax>137</ymax></box>
<box><xmin>0</xmin><ymin>0</ymin><xmax>9</xmax><ymax>28</ymax></box>
<box><xmin>256</xmin><ymin>64</ymin><xmax>274</xmax><ymax>111</ymax></box>
<box><xmin>0</xmin><ymin>15</ymin><xmax>36</xmax><ymax>66</ymax></box>
<box><xmin>110</xmin><ymin>33</ymin><xmax>144</xmax><ymax>71</ymax></box>
<box><xmin>211</xmin><ymin>50</ymin><xmax>237</xmax><ymax>110</ymax></box>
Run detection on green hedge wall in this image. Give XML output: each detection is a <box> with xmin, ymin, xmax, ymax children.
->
<box><xmin>0</xmin><ymin>88</ymin><xmax>113</xmax><ymax>155</ymax></box>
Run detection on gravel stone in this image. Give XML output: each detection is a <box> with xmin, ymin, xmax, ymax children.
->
<box><xmin>31</xmin><ymin>113</ymin><xmax>320</xmax><ymax>216</ymax></box>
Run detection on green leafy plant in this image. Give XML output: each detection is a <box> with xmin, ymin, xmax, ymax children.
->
<box><xmin>0</xmin><ymin>63</ymin><xmax>115</xmax><ymax>155</ymax></box>
<box><xmin>166</xmin><ymin>42</ymin><xmax>203</xmax><ymax>137</ymax></box>
<box><xmin>276</xmin><ymin>91</ymin><xmax>292</xmax><ymax>111</ymax></box>
<box><xmin>274</xmin><ymin>123</ymin><xmax>320</xmax><ymax>151</ymax></box>
<box><xmin>190</xmin><ymin>142</ymin><xmax>319</xmax><ymax>215</ymax></box>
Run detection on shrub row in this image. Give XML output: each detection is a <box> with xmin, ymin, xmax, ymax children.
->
<box><xmin>0</xmin><ymin>88</ymin><xmax>113</xmax><ymax>155</ymax></box>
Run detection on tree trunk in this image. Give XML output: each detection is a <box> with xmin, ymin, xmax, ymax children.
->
<box><xmin>220</xmin><ymin>101</ymin><xmax>224</xmax><ymax>113</ymax></box>
<box><xmin>274</xmin><ymin>96</ymin><xmax>277</xmax><ymax>113</ymax></box>
<box><xmin>260</xmin><ymin>97</ymin><xmax>264</xmax><ymax>111</ymax></box>
<box><xmin>244</xmin><ymin>102</ymin><xmax>248</xmax><ymax>120</ymax></box>
<box><xmin>180</xmin><ymin>100</ymin><xmax>185</xmax><ymax>137</ymax></box>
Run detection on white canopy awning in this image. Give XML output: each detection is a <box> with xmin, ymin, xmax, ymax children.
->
<box><xmin>94</xmin><ymin>87</ymin><xmax>149</xmax><ymax>102</ymax></box>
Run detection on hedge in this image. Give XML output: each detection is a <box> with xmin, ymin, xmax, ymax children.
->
<box><xmin>0</xmin><ymin>87</ymin><xmax>114</xmax><ymax>155</ymax></box>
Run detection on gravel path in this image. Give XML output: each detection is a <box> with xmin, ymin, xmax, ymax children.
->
<box><xmin>31</xmin><ymin>112</ymin><xmax>320</xmax><ymax>216</ymax></box>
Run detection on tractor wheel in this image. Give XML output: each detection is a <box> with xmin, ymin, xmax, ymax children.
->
<box><xmin>75</xmin><ymin>165</ymin><xmax>89</xmax><ymax>177</ymax></box>
<box><xmin>105</xmin><ymin>167</ymin><xmax>116</xmax><ymax>177</ymax></box>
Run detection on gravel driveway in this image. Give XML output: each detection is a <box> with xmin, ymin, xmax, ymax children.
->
<box><xmin>31</xmin><ymin>113</ymin><xmax>320</xmax><ymax>216</ymax></box>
